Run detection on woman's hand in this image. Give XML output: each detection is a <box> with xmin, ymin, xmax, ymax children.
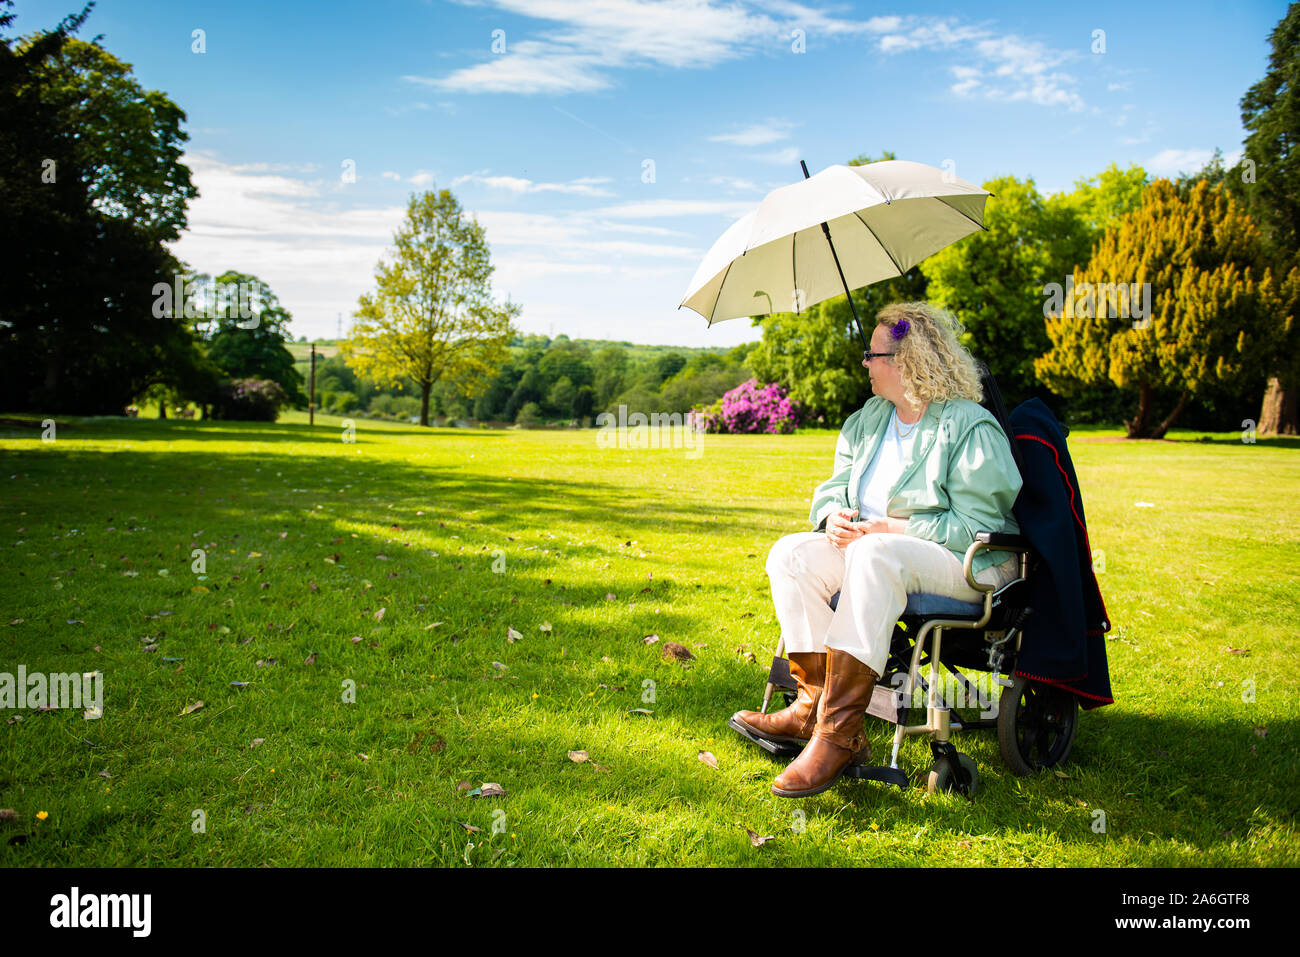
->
<box><xmin>859</xmin><ymin>516</ymin><xmax>908</xmax><ymax>535</ymax></box>
<box><xmin>826</xmin><ymin>510</ymin><xmax>907</xmax><ymax>548</ymax></box>
<box><xmin>825</xmin><ymin>509</ymin><xmax>868</xmax><ymax>549</ymax></box>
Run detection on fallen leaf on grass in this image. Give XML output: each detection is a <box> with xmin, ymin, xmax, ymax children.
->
<box><xmin>255</xmin><ymin>658</ymin><xmax>278</xmax><ymax>668</ymax></box>
<box><xmin>0</xmin><ymin>809</ymin><xmax>17</xmax><ymax>822</ymax></box>
<box><xmin>97</xmin><ymin>770</ymin><xmax>112</xmax><ymax>779</ymax></box>
<box><xmin>456</xmin><ymin>780</ymin><xmax>473</xmax><ymax>791</ymax></box>
<box><xmin>180</xmin><ymin>700</ymin><xmax>205</xmax><ymax>716</ymax></box>
<box><xmin>468</xmin><ymin>783</ymin><xmax>506</xmax><ymax>798</ymax></box>
<box><xmin>250</xmin><ymin>738</ymin><xmax>264</xmax><ymax>748</ymax></box>
<box><xmin>357</xmin><ymin>752</ymin><xmax>369</xmax><ymax>761</ymax></box>
<box><xmin>373</xmin><ymin>607</ymin><xmax>386</xmax><ymax>622</ymax></box>
<box><xmin>423</xmin><ymin>621</ymin><xmax>444</xmax><ymax>630</ymax></box>
<box><xmin>1052</xmin><ymin>769</ymin><xmax>1070</xmax><ymax>779</ymax></box>
<box><xmin>506</xmin><ymin>626</ymin><xmax>523</xmax><ymax>643</ymax></box>
<box><xmin>1226</xmin><ymin>647</ymin><xmax>1251</xmax><ymax>655</ymax></box>
<box><xmin>628</xmin><ymin>708</ymin><xmax>653</xmax><ymax>716</ymax></box>
<box><xmin>491</xmin><ymin>661</ymin><xmax>507</xmax><ymax>671</ymax></box>
<box><xmin>568</xmin><ymin>750</ymin><xmax>589</xmax><ymax>763</ymax></box>
<box><xmin>407</xmin><ymin>731</ymin><xmax>445</xmax><ymax>754</ymax></box>
<box><xmin>745</xmin><ymin>828</ymin><xmax>774</xmax><ymax>847</ymax></box>
<box><xmin>1254</xmin><ymin>725</ymin><xmax>1268</xmax><ymax>737</ymax></box>
<box><xmin>457</xmin><ymin>821</ymin><xmax>481</xmax><ymax>833</ymax></box>
<box><xmin>605</xmin><ymin>593</ymin><xmax>617</xmax><ymax>601</ymax></box>
<box><xmin>304</xmin><ymin>652</ymin><xmax>317</xmax><ymax>666</ymax></box>
<box><xmin>698</xmin><ymin>750</ymin><xmax>718</xmax><ymax>769</ymax></box>
<box><xmin>662</xmin><ymin>641</ymin><xmax>694</xmax><ymax>662</ymax></box>
<box><xmin>642</xmin><ymin>634</ymin><xmax>660</xmax><ymax>645</ymax></box>
<box><xmin>539</xmin><ymin>621</ymin><xmax>552</xmax><ymax>633</ymax></box>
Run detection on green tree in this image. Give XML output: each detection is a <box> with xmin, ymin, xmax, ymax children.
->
<box><xmin>1233</xmin><ymin>3</ymin><xmax>1300</xmax><ymax>434</ymax></box>
<box><xmin>592</xmin><ymin>346</ymin><xmax>628</xmax><ymax>407</ymax></box>
<box><xmin>0</xmin><ymin>3</ymin><xmax>203</xmax><ymax>413</ymax></box>
<box><xmin>202</xmin><ymin>271</ymin><xmax>306</xmax><ymax>405</ymax></box>
<box><xmin>547</xmin><ymin>376</ymin><xmax>577</xmax><ymax>418</ymax></box>
<box><xmin>924</xmin><ymin>168</ymin><xmax>1146</xmax><ymax>405</ymax></box>
<box><xmin>343</xmin><ymin>190</ymin><xmax>520</xmax><ymax>426</ymax></box>
<box><xmin>1037</xmin><ymin>180</ymin><xmax>1274</xmax><ymax>438</ymax></box>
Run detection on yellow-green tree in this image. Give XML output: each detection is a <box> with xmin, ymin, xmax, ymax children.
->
<box><xmin>344</xmin><ymin>190</ymin><xmax>520</xmax><ymax>426</ymax></box>
<box><xmin>1037</xmin><ymin>179</ymin><xmax>1276</xmax><ymax>438</ymax></box>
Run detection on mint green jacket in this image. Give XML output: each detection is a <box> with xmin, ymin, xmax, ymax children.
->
<box><xmin>808</xmin><ymin>396</ymin><xmax>1022</xmax><ymax>575</ymax></box>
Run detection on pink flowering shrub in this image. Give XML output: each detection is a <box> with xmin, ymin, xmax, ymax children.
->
<box><xmin>693</xmin><ymin>379</ymin><xmax>799</xmax><ymax>434</ymax></box>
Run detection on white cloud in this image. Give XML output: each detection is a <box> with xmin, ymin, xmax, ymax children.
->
<box><xmin>707</xmin><ymin>175</ymin><xmax>764</xmax><ymax>193</ymax></box>
<box><xmin>168</xmin><ymin>152</ymin><xmax>738</xmax><ymax>343</ymax></box>
<box><xmin>754</xmin><ymin>145</ymin><xmax>802</xmax><ymax>165</ymax></box>
<box><xmin>589</xmin><ymin>197</ymin><xmax>756</xmax><ymax>219</ymax></box>
<box><xmin>451</xmin><ymin>170</ymin><xmax>617</xmax><ymax>197</ymax></box>
<box><xmin>709</xmin><ymin>119</ymin><xmax>797</xmax><ymax>146</ymax></box>
<box><xmin>871</xmin><ymin>15</ymin><xmax>1085</xmax><ymax>111</ymax></box>
<box><xmin>409</xmin><ymin>0</ymin><xmax>884</xmax><ymax>95</ymax></box>
<box><xmin>381</xmin><ymin>171</ymin><xmax>402</xmax><ymax>181</ymax></box>
<box><xmin>1145</xmin><ymin>148</ymin><xmax>1217</xmax><ymax>176</ymax></box>
<box><xmin>408</xmin><ymin>170</ymin><xmax>436</xmax><ymax>186</ymax></box>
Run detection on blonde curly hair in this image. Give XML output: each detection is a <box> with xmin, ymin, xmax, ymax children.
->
<box><xmin>875</xmin><ymin>301</ymin><xmax>983</xmax><ymax>407</ymax></box>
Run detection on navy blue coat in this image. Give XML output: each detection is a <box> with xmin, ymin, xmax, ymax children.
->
<box><xmin>1007</xmin><ymin>398</ymin><xmax>1114</xmax><ymax>709</ymax></box>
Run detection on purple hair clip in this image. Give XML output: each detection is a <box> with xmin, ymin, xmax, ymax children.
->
<box><xmin>890</xmin><ymin>319</ymin><xmax>910</xmax><ymax>340</ymax></box>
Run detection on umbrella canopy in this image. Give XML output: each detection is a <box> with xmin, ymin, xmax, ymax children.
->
<box><xmin>678</xmin><ymin>160</ymin><xmax>991</xmax><ymax>336</ymax></box>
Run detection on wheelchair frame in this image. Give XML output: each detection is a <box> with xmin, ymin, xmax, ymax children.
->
<box><xmin>731</xmin><ymin>532</ymin><xmax>1081</xmax><ymax>796</ymax></box>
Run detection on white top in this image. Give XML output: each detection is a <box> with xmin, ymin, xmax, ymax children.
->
<box><xmin>855</xmin><ymin>408</ymin><xmax>920</xmax><ymax>521</ymax></box>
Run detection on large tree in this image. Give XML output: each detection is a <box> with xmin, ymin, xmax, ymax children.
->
<box><xmin>924</xmin><ymin>165</ymin><xmax>1147</xmax><ymax>406</ymax></box>
<box><xmin>1232</xmin><ymin>3</ymin><xmax>1300</xmax><ymax>434</ymax></box>
<box><xmin>0</xmin><ymin>3</ymin><xmax>202</xmax><ymax>413</ymax></box>
<box><xmin>1037</xmin><ymin>180</ymin><xmax>1275</xmax><ymax>438</ymax></box>
<box><xmin>343</xmin><ymin>190</ymin><xmax>520</xmax><ymax>426</ymax></box>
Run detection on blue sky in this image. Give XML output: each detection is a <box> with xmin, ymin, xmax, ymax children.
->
<box><xmin>12</xmin><ymin>0</ymin><xmax>1287</xmax><ymax>346</ymax></box>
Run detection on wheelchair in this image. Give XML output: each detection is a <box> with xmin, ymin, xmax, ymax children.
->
<box><xmin>728</xmin><ymin>531</ymin><xmax>1080</xmax><ymax>796</ymax></box>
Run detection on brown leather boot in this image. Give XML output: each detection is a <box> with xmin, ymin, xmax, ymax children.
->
<box><xmin>772</xmin><ymin>649</ymin><xmax>878</xmax><ymax>798</ymax></box>
<box><xmin>731</xmin><ymin>652</ymin><xmax>825</xmax><ymax>744</ymax></box>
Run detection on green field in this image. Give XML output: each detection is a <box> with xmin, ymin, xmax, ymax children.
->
<box><xmin>1</xmin><ymin>413</ymin><xmax>1297</xmax><ymax>866</ymax></box>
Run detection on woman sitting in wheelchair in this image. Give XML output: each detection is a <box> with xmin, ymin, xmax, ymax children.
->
<box><xmin>732</xmin><ymin>301</ymin><xmax>1022</xmax><ymax>798</ymax></box>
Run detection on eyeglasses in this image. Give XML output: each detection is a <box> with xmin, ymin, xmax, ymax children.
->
<box><xmin>862</xmin><ymin>351</ymin><xmax>896</xmax><ymax>363</ymax></box>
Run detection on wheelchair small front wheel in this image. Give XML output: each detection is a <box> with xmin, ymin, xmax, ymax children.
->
<box><xmin>927</xmin><ymin>752</ymin><xmax>978</xmax><ymax>796</ymax></box>
<box><xmin>997</xmin><ymin>674</ymin><xmax>1078</xmax><ymax>776</ymax></box>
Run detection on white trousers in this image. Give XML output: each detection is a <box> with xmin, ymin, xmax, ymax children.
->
<box><xmin>765</xmin><ymin>532</ymin><xmax>1018</xmax><ymax>676</ymax></box>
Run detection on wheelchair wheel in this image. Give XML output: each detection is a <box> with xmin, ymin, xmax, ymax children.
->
<box><xmin>927</xmin><ymin>752</ymin><xmax>978</xmax><ymax>796</ymax></box>
<box><xmin>997</xmin><ymin>675</ymin><xmax>1078</xmax><ymax>776</ymax></box>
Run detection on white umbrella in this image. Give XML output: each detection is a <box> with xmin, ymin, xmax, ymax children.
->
<box><xmin>678</xmin><ymin>160</ymin><xmax>991</xmax><ymax>346</ymax></box>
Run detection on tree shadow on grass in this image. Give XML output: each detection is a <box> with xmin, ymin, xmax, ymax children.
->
<box><xmin>35</xmin><ymin>419</ymin><xmax>505</xmax><ymax>446</ymax></box>
<box><xmin>1165</xmin><ymin>434</ymin><xmax>1300</xmax><ymax>450</ymax></box>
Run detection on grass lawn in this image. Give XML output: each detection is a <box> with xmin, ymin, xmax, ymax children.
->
<box><xmin>1</xmin><ymin>412</ymin><xmax>1297</xmax><ymax>866</ymax></box>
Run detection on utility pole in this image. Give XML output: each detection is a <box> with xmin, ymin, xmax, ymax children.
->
<box><xmin>309</xmin><ymin>343</ymin><xmax>317</xmax><ymax>426</ymax></box>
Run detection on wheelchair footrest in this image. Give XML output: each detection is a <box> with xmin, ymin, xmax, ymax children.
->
<box><xmin>727</xmin><ymin>714</ymin><xmax>804</xmax><ymax>757</ymax></box>
<box><xmin>843</xmin><ymin>764</ymin><xmax>909</xmax><ymax>789</ymax></box>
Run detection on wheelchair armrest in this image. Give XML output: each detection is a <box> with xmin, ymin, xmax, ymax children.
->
<box><xmin>962</xmin><ymin>531</ymin><xmax>1032</xmax><ymax>592</ymax></box>
<box><xmin>974</xmin><ymin>531</ymin><xmax>1030</xmax><ymax>549</ymax></box>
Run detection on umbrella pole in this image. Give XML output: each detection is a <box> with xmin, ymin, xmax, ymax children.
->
<box><xmin>801</xmin><ymin>160</ymin><xmax>870</xmax><ymax>350</ymax></box>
